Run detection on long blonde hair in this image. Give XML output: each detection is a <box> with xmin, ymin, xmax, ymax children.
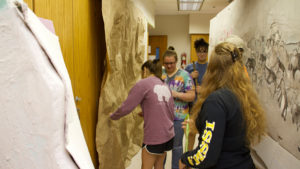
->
<box><xmin>191</xmin><ymin>42</ymin><xmax>266</xmax><ymax>145</ymax></box>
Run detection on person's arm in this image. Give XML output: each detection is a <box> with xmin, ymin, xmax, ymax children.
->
<box><xmin>184</xmin><ymin>64</ymin><xmax>192</xmax><ymax>73</ymax></box>
<box><xmin>190</xmin><ymin>71</ymin><xmax>199</xmax><ymax>79</ymax></box>
<box><xmin>196</xmin><ymin>85</ymin><xmax>201</xmax><ymax>95</ymax></box>
<box><xmin>180</xmin><ymin>98</ymin><xmax>226</xmax><ymax>168</ymax></box>
<box><xmin>110</xmin><ymin>82</ymin><xmax>145</xmax><ymax>120</ymax></box>
<box><xmin>185</xmin><ymin>64</ymin><xmax>199</xmax><ymax>79</ymax></box>
<box><xmin>172</xmin><ymin>89</ymin><xmax>195</xmax><ymax>102</ymax></box>
<box><xmin>172</xmin><ymin>71</ymin><xmax>195</xmax><ymax>102</ymax></box>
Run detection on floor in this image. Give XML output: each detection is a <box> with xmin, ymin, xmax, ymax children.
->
<box><xmin>127</xmin><ymin>134</ymin><xmax>199</xmax><ymax>169</ymax></box>
<box><xmin>127</xmin><ymin>149</ymin><xmax>172</xmax><ymax>169</ymax></box>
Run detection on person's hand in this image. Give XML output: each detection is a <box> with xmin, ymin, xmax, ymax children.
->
<box><xmin>196</xmin><ymin>85</ymin><xmax>201</xmax><ymax>94</ymax></box>
<box><xmin>182</xmin><ymin>119</ymin><xmax>198</xmax><ymax>134</ymax></box>
<box><xmin>179</xmin><ymin>160</ymin><xmax>188</xmax><ymax>169</ymax></box>
<box><xmin>172</xmin><ymin>90</ymin><xmax>180</xmax><ymax>99</ymax></box>
<box><xmin>109</xmin><ymin>112</ymin><xmax>117</xmax><ymax>120</ymax></box>
<box><xmin>181</xmin><ymin>119</ymin><xmax>188</xmax><ymax>129</ymax></box>
<box><xmin>138</xmin><ymin>111</ymin><xmax>143</xmax><ymax>117</ymax></box>
<box><xmin>190</xmin><ymin>70</ymin><xmax>199</xmax><ymax>79</ymax></box>
<box><xmin>182</xmin><ymin>119</ymin><xmax>194</xmax><ymax>129</ymax></box>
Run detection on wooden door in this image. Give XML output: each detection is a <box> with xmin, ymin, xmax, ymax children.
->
<box><xmin>190</xmin><ymin>34</ymin><xmax>209</xmax><ymax>63</ymax></box>
<box><xmin>73</xmin><ymin>0</ymin><xmax>105</xmax><ymax>167</ymax></box>
<box><xmin>23</xmin><ymin>0</ymin><xmax>33</xmax><ymax>9</ymax></box>
<box><xmin>149</xmin><ymin>35</ymin><xmax>167</xmax><ymax>61</ymax></box>
<box><xmin>33</xmin><ymin>0</ymin><xmax>75</xmax><ymax>88</ymax></box>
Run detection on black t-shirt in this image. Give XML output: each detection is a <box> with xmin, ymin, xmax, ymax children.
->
<box><xmin>181</xmin><ymin>88</ymin><xmax>255</xmax><ymax>169</ymax></box>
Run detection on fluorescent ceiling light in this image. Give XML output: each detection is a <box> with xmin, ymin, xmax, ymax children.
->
<box><xmin>178</xmin><ymin>0</ymin><xmax>204</xmax><ymax>11</ymax></box>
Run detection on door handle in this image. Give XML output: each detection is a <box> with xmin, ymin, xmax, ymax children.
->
<box><xmin>75</xmin><ymin>96</ymin><xmax>82</xmax><ymax>102</ymax></box>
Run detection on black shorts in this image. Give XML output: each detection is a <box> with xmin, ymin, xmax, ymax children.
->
<box><xmin>142</xmin><ymin>137</ymin><xmax>174</xmax><ymax>155</ymax></box>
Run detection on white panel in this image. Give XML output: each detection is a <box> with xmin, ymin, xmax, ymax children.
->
<box><xmin>253</xmin><ymin>136</ymin><xmax>300</xmax><ymax>169</ymax></box>
<box><xmin>209</xmin><ymin>0</ymin><xmax>300</xmax><ymax>167</ymax></box>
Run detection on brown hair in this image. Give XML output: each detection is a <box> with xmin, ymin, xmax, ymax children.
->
<box><xmin>162</xmin><ymin>50</ymin><xmax>178</xmax><ymax>62</ymax></box>
<box><xmin>194</xmin><ymin>38</ymin><xmax>209</xmax><ymax>52</ymax></box>
<box><xmin>141</xmin><ymin>59</ymin><xmax>162</xmax><ymax>80</ymax></box>
<box><xmin>191</xmin><ymin>42</ymin><xmax>266</xmax><ymax>145</ymax></box>
<box><xmin>168</xmin><ymin>46</ymin><xmax>175</xmax><ymax>51</ymax></box>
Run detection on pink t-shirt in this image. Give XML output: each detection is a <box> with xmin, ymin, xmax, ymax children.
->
<box><xmin>110</xmin><ymin>76</ymin><xmax>175</xmax><ymax>145</ymax></box>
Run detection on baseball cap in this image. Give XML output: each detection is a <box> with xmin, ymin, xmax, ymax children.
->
<box><xmin>225</xmin><ymin>35</ymin><xmax>245</xmax><ymax>50</ymax></box>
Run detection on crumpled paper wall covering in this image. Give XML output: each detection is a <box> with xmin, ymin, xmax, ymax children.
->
<box><xmin>96</xmin><ymin>0</ymin><xmax>147</xmax><ymax>168</ymax></box>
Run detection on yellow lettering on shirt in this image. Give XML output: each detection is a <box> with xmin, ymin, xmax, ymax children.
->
<box><xmin>193</xmin><ymin>141</ymin><xmax>206</xmax><ymax>165</ymax></box>
<box><xmin>200</xmin><ymin>142</ymin><xmax>209</xmax><ymax>155</ymax></box>
<box><xmin>188</xmin><ymin>156</ymin><xmax>194</xmax><ymax>165</ymax></box>
<box><xmin>199</xmin><ymin>150</ymin><xmax>205</xmax><ymax>161</ymax></box>
<box><xmin>196</xmin><ymin>146</ymin><xmax>206</xmax><ymax>161</ymax></box>
<box><xmin>205</xmin><ymin>121</ymin><xmax>215</xmax><ymax>131</ymax></box>
<box><xmin>186</xmin><ymin>120</ymin><xmax>215</xmax><ymax>166</ymax></box>
<box><xmin>193</xmin><ymin>153</ymin><xmax>201</xmax><ymax>165</ymax></box>
<box><xmin>202</xmin><ymin>130</ymin><xmax>212</xmax><ymax>143</ymax></box>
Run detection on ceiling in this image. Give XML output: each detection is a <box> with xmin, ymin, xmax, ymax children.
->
<box><xmin>153</xmin><ymin>0</ymin><xmax>232</xmax><ymax>15</ymax></box>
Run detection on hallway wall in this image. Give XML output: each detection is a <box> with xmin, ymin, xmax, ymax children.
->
<box><xmin>149</xmin><ymin>15</ymin><xmax>190</xmax><ymax>66</ymax></box>
<box><xmin>148</xmin><ymin>14</ymin><xmax>216</xmax><ymax>65</ymax></box>
<box><xmin>189</xmin><ymin>13</ymin><xmax>215</xmax><ymax>34</ymax></box>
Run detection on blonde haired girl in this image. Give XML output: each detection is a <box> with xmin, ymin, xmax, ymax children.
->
<box><xmin>180</xmin><ymin>42</ymin><xmax>266</xmax><ymax>169</ymax></box>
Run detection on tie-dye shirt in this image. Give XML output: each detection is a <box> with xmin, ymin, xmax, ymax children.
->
<box><xmin>162</xmin><ymin>69</ymin><xmax>194</xmax><ymax>120</ymax></box>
